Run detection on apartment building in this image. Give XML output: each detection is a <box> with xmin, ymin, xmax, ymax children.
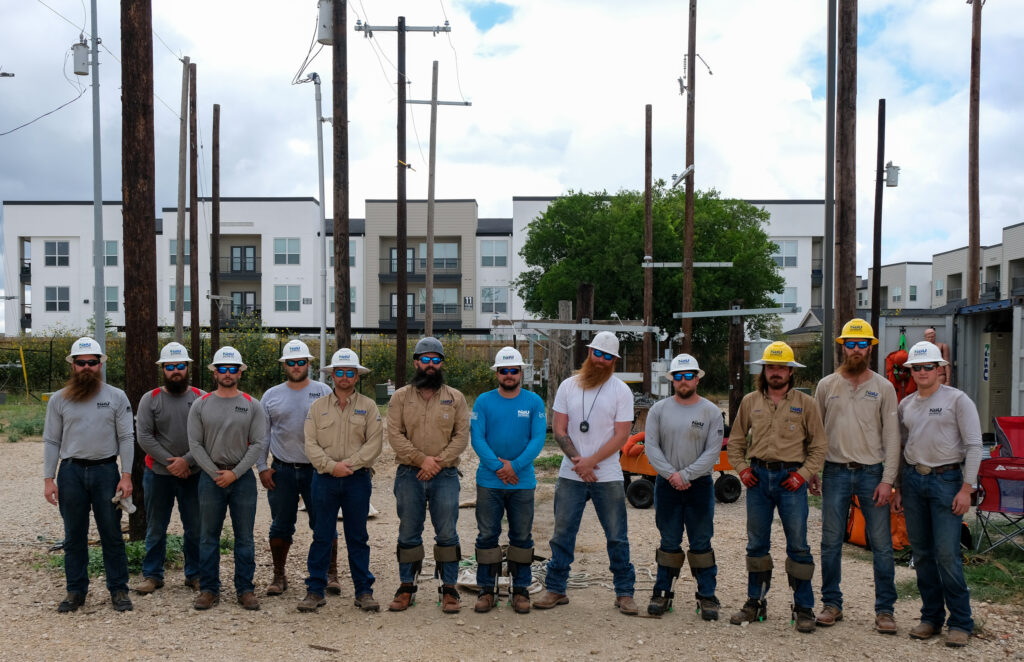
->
<box><xmin>862</xmin><ymin>261</ymin><xmax>934</xmax><ymax>310</ymax></box>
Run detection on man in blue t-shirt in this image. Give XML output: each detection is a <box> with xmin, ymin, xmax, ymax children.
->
<box><xmin>470</xmin><ymin>347</ymin><xmax>546</xmax><ymax>614</ymax></box>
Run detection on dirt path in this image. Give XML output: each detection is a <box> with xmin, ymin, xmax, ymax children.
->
<box><xmin>1</xmin><ymin>439</ymin><xmax>1021</xmax><ymax>661</ymax></box>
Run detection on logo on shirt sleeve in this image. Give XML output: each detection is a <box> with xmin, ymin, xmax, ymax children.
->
<box><xmin>470</xmin><ymin>411</ymin><xmax>478</xmax><ymax>420</ymax></box>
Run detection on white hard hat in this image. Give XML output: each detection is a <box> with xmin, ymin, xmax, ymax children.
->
<box><xmin>66</xmin><ymin>336</ymin><xmax>107</xmax><ymax>363</ymax></box>
<box><xmin>669</xmin><ymin>353</ymin><xmax>705</xmax><ymax>379</ymax></box>
<box><xmin>586</xmin><ymin>331</ymin><xmax>620</xmax><ymax>358</ymax></box>
<box><xmin>323</xmin><ymin>347</ymin><xmax>370</xmax><ymax>375</ymax></box>
<box><xmin>279</xmin><ymin>339</ymin><xmax>314</xmax><ymax>362</ymax></box>
<box><xmin>491</xmin><ymin>346</ymin><xmax>526</xmax><ymax>370</ymax></box>
<box><xmin>156</xmin><ymin>341</ymin><xmax>192</xmax><ymax>364</ymax></box>
<box><xmin>208</xmin><ymin>345</ymin><xmax>247</xmax><ymax>371</ymax></box>
<box><xmin>902</xmin><ymin>341</ymin><xmax>948</xmax><ymax>367</ymax></box>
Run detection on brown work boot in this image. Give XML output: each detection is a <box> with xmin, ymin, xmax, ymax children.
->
<box><xmin>184</xmin><ymin>576</ymin><xmax>200</xmax><ymax>591</ymax></box>
<box><xmin>327</xmin><ymin>539</ymin><xmax>342</xmax><ymax>595</ymax></box>
<box><xmin>615</xmin><ymin>595</ymin><xmax>638</xmax><ymax>615</ymax></box>
<box><xmin>793</xmin><ymin>606</ymin><xmax>816</xmax><ymax>633</ymax></box>
<box><xmin>354</xmin><ymin>593</ymin><xmax>380</xmax><ymax>612</ymax></box>
<box><xmin>266</xmin><ymin>538</ymin><xmax>290</xmax><ymax>596</ymax></box>
<box><xmin>875</xmin><ymin>612</ymin><xmax>897</xmax><ymax>635</ymax></box>
<box><xmin>815</xmin><ymin>604</ymin><xmax>843</xmax><ymax>626</ymax></box>
<box><xmin>297</xmin><ymin>591</ymin><xmax>326</xmax><ymax>613</ymax></box>
<box><xmin>193</xmin><ymin>591</ymin><xmax>219</xmax><ymax>610</ymax></box>
<box><xmin>440</xmin><ymin>585</ymin><xmax>462</xmax><ymax>613</ymax></box>
<box><xmin>237</xmin><ymin>591</ymin><xmax>260</xmax><ymax>611</ymax></box>
<box><xmin>909</xmin><ymin>621</ymin><xmax>937</xmax><ymax>640</ymax></box>
<box><xmin>388</xmin><ymin>583</ymin><xmax>417</xmax><ymax>612</ymax></box>
<box><xmin>474</xmin><ymin>591</ymin><xmax>495</xmax><ymax>613</ymax></box>
<box><xmin>57</xmin><ymin>591</ymin><xmax>86</xmax><ymax>613</ymax></box>
<box><xmin>730</xmin><ymin>598</ymin><xmax>767</xmax><ymax>625</ymax></box>
<box><xmin>532</xmin><ymin>590</ymin><xmax>569</xmax><ymax>609</ymax></box>
<box><xmin>697</xmin><ymin>594</ymin><xmax>721</xmax><ymax>621</ymax></box>
<box><xmin>945</xmin><ymin>629</ymin><xmax>969</xmax><ymax>648</ymax></box>
<box><xmin>512</xmin><ymin>588</ymin><xmax>531</xmax><ymax>614</ymax></box>
<box><xmin>133</xmin><ymin>576</ymin><xmax>164</xmax><ymax>595</ymax></box>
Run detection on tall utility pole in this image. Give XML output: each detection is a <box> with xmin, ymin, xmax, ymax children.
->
<box><xmin>308</xmin><ymin>72</ymin><xmax>328</xmax><ymax>370</ymax></box>
<box><xmin>680</xmin><ymin>0</ymin><xmax>697</xmax><ymax>354</ymax></box>
<box><xmin>87</xmin><ymin>0</ymin><xmax>105</xmax><ymax>364</ymax></box>
<box><xmin>210</xmin><ymin>103</ymin><xmax>221</xmax><ymax>351</ymax></box>
<box><xmin>332</xmin><ymin>0</ymin><xmax>352</xmax><ymax>348</ymax></box>
<box><xmin>174</xmin><ymin>57</ymin><xmax>189</xmax><ymax>341</ymax></box>
<box><xmin>835</xmin><ymin>0</ymin><xmax>858</xmax><ymax>355</ymax></box>
<box><xmin>643</xmin><ymin>104</ymin><xmax>654</xmax><ymax>394</ymax></box>
<box><xmin>822</xmin><ymin>0</ymin><xmax>837</xmax><ymax>376</ymax></box>
<box><xmin>189</xmin><ymin>62</ymin><xmax>200</xmax><ymax>376</ymax></box>
<box><xmin>870</xmin><ymin>99</ymin><xmax>886</xmax><ymax>372</ymax></box>
<box><xmin>967</xmin><ymin>0</ymin><xmax>983</xmax><ymax>306</ymax></box>
<box><xmin>121</xmin><ymin>0</ymin><xmax>158</xmax><ymax>541</ymax></box>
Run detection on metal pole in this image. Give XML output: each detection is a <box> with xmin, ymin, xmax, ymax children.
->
<box><xmin>822</xmin><ymin>0</ymin><xmax>837</xmax><ymax>376</ymax></box>
<box><xmin>643</xmin><ymin>104</ymin><xmax>653</xmax><ymax>393</ymax></box>
<box><xmin>314</xmin><ymin>73</ymin><xmax>328</xmax><ymax>372</ymax></box>
<box><xmin>870</xmin><ymin>98</ymin><xmax>885</xmax><ymax>372</ymax></box>
<box><xmin>89</xmin><ymin>0</ymin><xmax>105</xmax><ymax>372</ymax></box>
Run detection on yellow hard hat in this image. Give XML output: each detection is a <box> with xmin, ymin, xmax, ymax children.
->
<box><xmin>836</xmin><ymin>318</ymin><xmax>878</xmax><ymax>345</ymax></box>
<box><xmin>754</xmin><ymin>341</ymin><xmax>805</xmax><ymax>367</ymax></box>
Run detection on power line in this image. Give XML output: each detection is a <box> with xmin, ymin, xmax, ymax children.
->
<box><xmin>437</xmin><ymin>0</ymin><xmax>467</xmax><ymax>102</ymax></box>
<box><xmin>35</xmin><ymin>0</ymin><xmax>82</xmax><ymax>32</ymax></box>
<box><xmin>0</xmin><ymin>89</ymin><xmax>86</xmax><ymax>137</ymax></box>
<box><xmin>291</xmin><ymin>11</ymin><xmax>323</xmax><ymax>85</ymax></box>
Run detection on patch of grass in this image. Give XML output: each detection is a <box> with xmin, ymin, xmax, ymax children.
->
<box><xmin>962</xmin><ymin>544</ymin><xmax>1024</xmax><ymax>604</ymax></box>
<box><xmin>534</xmin><ymin>455</ymin><xmax>563</xmax><ymax>470</ymax></box>
<box><xmin>807</xmin><ymin>494</ymin><xmax>822</xmax><ymax>510</ymax></box>
<box><xmin>44</xmin><ymin>534</ymin><xmax>234</xmax><ymax>577</ymax></box>
<box><xmin>0</xmin><ymin>404</ymin><xmax>45</xmax><ymax>442</ymax></box>
<box><xmin>896</xmin><ymin>577</ymin><xmax>920</xmax><ymax>600</ymax></box>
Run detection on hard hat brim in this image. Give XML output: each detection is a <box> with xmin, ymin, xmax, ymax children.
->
<box><xmin>901</xmin><ymin>357</ymin><xmax>948</xmax><ymax>367</ymax></box>
<box><xmin>753</xmin><ymin>359</ymin><xmax>805</xmax><ymax>368</ymax></box>
<box><xmin>156</xmin><ymin>358</ymin><xmax>193</xmax><ymax>364</ymax></box>
<box><xmin>322</xmin><ymin>364</ymin><xmax>371</xmax><ymax>375</ymax></box>
<box><xmin>670</xmin><ymin>369</ymin><xmax>706</xmax><ymax>379</ymax></box>
<box><xmin>835</xmin><ymin>337</ymin><xmax>879</xmax><ymax>345</ymax></box>
<box><xmin>208</xmin><ymin>363</ymin><xmax>248</xmax><ymax>371</ymax></box>
<box><xmin>67</xmin><ymin>354</ymin><xmax>107</xmax><ymax>364</ymax></box>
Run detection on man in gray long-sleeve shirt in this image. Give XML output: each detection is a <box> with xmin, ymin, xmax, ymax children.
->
<box><xmin>134</xmin><ymin>342</ymin><xmax>205</xmax><ymax>595</ymax></box>
<box><xmin>893</xmin><ymin>341</ymin><xmax>982</xmax><ymax>648</ymax></box>
<box><xmin>642</xmin><ymin>354</ymin><xmax>723</xmax><ymax>619</ymax></box>
<box><xmin>187</xmin><ymin>346</ymin><xmax>268</xmax><ymax>611</ymax></box>
<box><xmin>43</xmin><ymin>336</ymin><xmax>135</xmax><ymax>613</ymax></box>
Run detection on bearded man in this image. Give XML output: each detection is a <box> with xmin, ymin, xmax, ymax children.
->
<box><xmin>43</xmin><ymin>337</ymin><xmax>135</xmax><ymax>613</ymax></box>
<box><xmin>533</xmin><ymin>331</ymin><xmax>638</xmax><ymax>615</ymax></box>
<box><xmin>811</xmin><ymin>319</ymin><xmax>901</xmax><ymax>634</ymax></box>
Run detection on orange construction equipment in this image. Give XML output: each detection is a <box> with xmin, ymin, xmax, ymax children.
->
<box><xmin>620</xmin><ymin>431</ymin><xmax>742</xmax><ymax>509</ymax></box>
<box><xmin>844</xmin><ymin>495</ymin><xmax>910</xmax><ymax>552</ymax></box>
<box><xmin>885</xmin><ymin>349</ymin><xmax>917</xmax><ymax>402</ymax></box>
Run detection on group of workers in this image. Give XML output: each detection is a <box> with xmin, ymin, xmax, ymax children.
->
<box><xmin>41</xmin><ymin>320</ymin><xmax>981</xmax><ymax>648</ymax></box>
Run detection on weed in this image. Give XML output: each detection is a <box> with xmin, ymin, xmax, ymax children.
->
<box><xmin>534</xmin><ymin>455</ymin><xmax>563</xmax><ymax>470</ymax></box>
<box><xmin>44</xmin><ymin>534</ymin><xmax>233</xmax><ymax>577</ymax></box>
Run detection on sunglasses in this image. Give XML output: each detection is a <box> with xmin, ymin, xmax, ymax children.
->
<box><xmin>285</xmin><ymin>359</ymin><xmax>308</xmax><ymax>367</ymax></box>
<box><xmin>74</xmin><ymin>359</ymin><xmax>101</xmax><ymax>367</ymax></box>
<box><xmin>334</xmin><ymin>369</ymin><xmax>357</xmax><ymax>378</ymax></box>
<box><xmin>592</xmin><ymin>349</ymin><xmax>616</xmax><ymax>360</ymax></box>
<box><xmin>843</xmin><ymin>340</ymin><xmax>871</xmax><ymax>349</ymax></box>
<box><xmin>911</xmin><ymin>364</ymin><xmax>937</xmax><ymax>372</ymax></box>
<box><xmin>419</xmin><ymin>356</ymin><xmax>442</xmax><ymax>365</ymax></box>
<box><xmin>215</xmin><ymin>365</ymin><xmax>240</xmax><ymax>374</ymax></box>
<box><xmin>498</xmin><ymin>368</ymin><xmax>520</xmax><ymax>376</ymax></box>
<box><xmin>672</xmin><ymin>371</ymin><xmax>698</xmax><ymax>382</ymax></box>
<box><xmin>162</xmin><ymin>363</ymin><xmax>188</xmax><ymax>371</ymax></box>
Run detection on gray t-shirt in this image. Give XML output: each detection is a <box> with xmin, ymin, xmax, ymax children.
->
<box><xmin>136</xmin><ymin>386</ymin><xmax>206</xmax><ymax>476</ymax></box>
<box><xmin>43</xmin><ymin>383</ymin><xmax>134</xmax><ymax>479</ymax></box>
<box><xmin>898</xmin><ymin>385</ymin><xmax>983</xmax><ymax>486</ymax></box>
<box><xmin>643</xmin><ymin>395</ymin><xmax>724</xmax><ymax>482</ymax></box>
<box><xmin>258</xmin><ymin>380</ymin><xmax>332</xmax><ymax>471</ymax></box>
<box><xmin>187</xmin><ymin>392</ymin><xmax>268</xmax><ymax>479</ymax></box>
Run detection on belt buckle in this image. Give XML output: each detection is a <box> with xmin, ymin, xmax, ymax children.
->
<box><xmin>915</xmin><ymin>464</ymin><xmax>932</xmax><ymax>475</ymax></box>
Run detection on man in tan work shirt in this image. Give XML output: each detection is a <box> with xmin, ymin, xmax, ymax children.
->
<box><xmin>297</xmin><ymin>348</ymin><xmax>383</xmax><ymax>613</ymax></box>
<box><xmin>386</xmin><ymin>337</ymin><xmax>470</xmax><ymax>614</ymax></box>
<box><xmin>812</xmin><ymin>319</ymin><xmax>900</xmax><ymax>634</ymax></box>
<box><xmin>727</xmin><ymin>341</ymin><xmax>827</xmax><ymax>633</ymax></box>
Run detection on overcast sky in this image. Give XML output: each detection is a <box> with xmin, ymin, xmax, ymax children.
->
<box><xmin>2</xmin><ymin>0</ymin><xmax>1022</xmax><ymax>295</ymax></box>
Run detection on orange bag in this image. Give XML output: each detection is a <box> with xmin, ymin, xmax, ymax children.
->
<box><xmin>844</xmin><ymin>496</ymin><xmax>909</xmax><ymax>551</ymax></box>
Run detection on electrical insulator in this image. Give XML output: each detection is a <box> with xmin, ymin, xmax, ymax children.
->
<box><xmin>317</xmin><ymin>0</ymin><xmax>333</xmax><ymax>45</ymax></box>
<box><xmin>72</xmin><ymin>41</ymin><xmax>89</xmax><ymax>76</ymax></box>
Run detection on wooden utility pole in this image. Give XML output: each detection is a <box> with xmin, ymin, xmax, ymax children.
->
<box><xmin>548</xmin><ymin>300</ymin><xmax>573</xmax><ymax>420</ymax></box>
<box><xmin>822</xmin><ymin>0</ymin><xmax>837</xmax><ymax>376</ymax></box>
<box><xmin>396</xmin><ymin>16</ymin><xmax>409</xmax><ymax>385</ymax></box>
<box><xmin>643</xmin><ymin>104</ymin><xmax>654</xmax><ymax>394</ymax></box>
<box><xmin>333</xmin><ymin>0</ymin><xmax>352</xmax><ymax>346</ymax></box>
<box><xmin>574</xmin><ymin>283</ymin><xmax>595</xmax><ymax>369</ymax></box>
<box><xmin>189</xmin><ymin>62</ymin><xmax>200</xmax><ymax>382</ymax></box>
<box><xmin>870</xmin><ymin>99</ymin><xmax>885</xmax><ymax>372</ymax></box>
<box><xmin>210</xmin><ymin>103</ymin><xmax>221</xmax><ymax>350</ymax></box>
<box><xmin>728</xmin><ymin>301</ymin><xmax>744</xmax><ymax>425</ymax></box>
<box><xmin>424</xmin><ymin>61</ymin><xmax>439</xmax><ymax>336</ymax></box>
<box><xmin>967</xmin><ymin>0</ymin><xmax>982</xmax><ymax>306</ymax></box>
<box><xmin>174</xmin><ymin>57</ymin><xmax>189</xmax><ymax>341</ymax></box>
<box><xmin>835</xmin><ymin>0</ymin><xmax>858</xmax><ymax>355</ymax></box>
<box><xmin>681</xmin><ymin>0</ymin><xmax>697</xmax><ymax>354</ymax></box>
<box><xmin>120</xmin><ymin>0</ymin><xmax>158</xmax><ymax>541</ymax></box>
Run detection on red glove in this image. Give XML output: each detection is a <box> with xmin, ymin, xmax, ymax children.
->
<box><xmin>782</xmin><ymin>471</ymin><xmax>806</xmax><ymax>491</ymax></box>
<box><xmin>739</xmin><ymin>468</ymin><xmax>758</xmax><ymax>487</ymax></box>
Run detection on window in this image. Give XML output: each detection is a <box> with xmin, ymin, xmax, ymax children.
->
<box><xmin>327</xmin><ymin>238</ymin><xmax>334</xmax><ymax>267</ymax></box>
<box><xmin>418</xmin><ymin>288</ymin><xmax>458</xmax><ymax>315</ymax></box>
<box><xmin>45</xmin><ymin>286</ymin><xmax>69</xmax><ymax>312</ymax></box>
<box><xmin>892</xmin><ymin>286</ymin><xmax>902</xmax><ymax>303</ymax></box>
<box><xmin>104</xmin><ymin>240</ymin><xmax>118</xmax><ymax>266</ymax></box>
<box><xmin>274</xmin><ymin>285</ymin><xmax>301</xmax><ymax>312</ymax></box>
<box><xmin>935</xmin><ymin>279</ymin><xmax>944</xmax><ymax>296</ymax></box>
<box><xmin>169</xmin><ymin>239</ymin><xmax>191</xmax><ymax>266</ymax></box>
<box><xmin>771</xmin><ymin>287</ymin><xmax>797</xmax><ymax>308</ymax></box>
<box><xmin>169</xmin><ymin>285</ymin><xmax>191</xmax><ymax>312</ymax></box>
<box><xmin>349</xmin><ymin>240</ymin><xmax>356</xmax><ymax>268</ymax></box>
<box><xmin>230</xmin><ymin>246</ymin><xmax>256</xmax><ymax>272</ymax></box>
<box><xmin>480</xmin><ymin>240</ymin><xmax>508</xmax><ymax>268</ymax></box>
<box><xmin>274</xmin><ymin>238</ymin><xmax>301</xmax><ymax>265</ymax></box>
<box><xmin>909</xmin><ymin>285</ymin><xmax>917</xmax><ymax>302</ymax></box>
<box><xmin>105</xmin><ymin>286</ymin><xmax>118</xmax><ymax>312</ymax></box>
<box><xmin>481</xmin><ymin>286</ymin><xmax>508</xmax><ymax>313</ymax></box>
<box><xmin>857</xmin><ymin>291</ymin><xmax>867</xmax><ymax>307</ymax></box>
<box><xmin>329</xmin><ymin>286</ymin><xmax>357</xmax><ymax>314</ymax></box>
<box><xmin>44</xmin><ymin>241</ymin><xmax>69</xmax><ymax>267</ymax></box>
<box><xmin>418</xmin><ymin>242</ymin><xmax>458</xmax><ymax>270</ymax></box>
<box><xmin>231</xmin><ymin>291</ymin><xmax>256</xmax><ymax>316</ymax></box>
<box><xmin>771</xmin><ymin>240</ymin><xmax>798</xmax><ymax>268</ymax></box>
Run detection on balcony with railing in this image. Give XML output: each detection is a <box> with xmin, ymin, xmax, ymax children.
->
<box><xmin>947</xmin><ymin>287</ymin><xmax>962</xmax><ymax>301</ymax></box>
<box><xmin>810</xmin><ymin>258</ymin><xmax>823</xmax><ymax>286</ymax></box>
<box><xmin>378</xmin><ymin>257</ymin><xmax>461</xmax><ymax>283</ymax></box>
<box><xmin>218</xmin><ymin>256</ymin><xmax>261</xmax><ymax>281</ymax></box>
<box><xmin>980</xmin><ymin>281</ymin><xmax>1001</xmax><ymax>303</ymax></box>
<box><xmin>19</xmin><ymin>260</ymin><xmax>30</xmax><ymax>284</ymax></box>
<box><xmin>378</xmin><ymin>304</ymin><xmax>462</xmax><ymax>330</ymax></box>
<box><xmin>223</xmin><ymin>305</ymin><xmax>261</xmax><ymax>329</ymax></box>
<box><xmin>1012</xmin><ymin>276</ymin><xmax>1024</xmax><ymax>297</ymax></box>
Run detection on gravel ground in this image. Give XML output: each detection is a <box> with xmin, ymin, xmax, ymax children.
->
<box><xmin>2</xmin><ymin>437</ymin><xmax>1022</xmax><ymax>662</ymax></box>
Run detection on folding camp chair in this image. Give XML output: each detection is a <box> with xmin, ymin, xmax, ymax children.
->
<box><xmin>974</xmin><ymin>457</ymin><xmax>1024</xmax><ymax>554</ymax></box>
<box><xmin>992</xmin><ymin>416</ymin><xmax>1024</xmax><ymax>457</ymax></box>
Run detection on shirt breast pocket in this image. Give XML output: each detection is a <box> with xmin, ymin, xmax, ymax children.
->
<box><xmin>438</xmin><ymin>406</ymin><xmax>456</xmax><ymax>435</ymax></box>
<box><xmin>316</xmin><ymin>417</ymin><xmax>336</xmax><ymax>433</ymax></box>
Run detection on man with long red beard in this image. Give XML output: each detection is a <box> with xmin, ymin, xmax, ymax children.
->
<box><xmin>533</xmin><ymin>331</ymin><xmax>638</xmax><ymax>615</ymax></box>
<box><xmin>811</xmin><ymin>319</ymin><xmax>900</xmax><ymax>635</ymax></box>
<box><xmin>43</xmin><ymin>337</ymin><xmax>135</xmax><ymax>613</ymax></box>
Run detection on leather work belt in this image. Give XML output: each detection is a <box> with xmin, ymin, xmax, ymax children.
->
<box><xmin>826</xmin><ymin>460</ymin><xmax>870</xmax><ymax>471</ymax></box>
<box><xmin>273</xmin><ymin>460</ymin><xmax>312</xmax><ymax>469</ymax></box>
<box><xmin>215</xmin><ymin>463</ymin><xmax>237</xmax><ymax>471</ymax></box>
<box><xmin>68</xmin><ymin>455</ymin><xmax>117</xmax><ymax>467</ymax></box>
<box><xmin>750</xmin><ymin>458</ymin><xmax>802</xmax><ymax>471</ymax></box>
<box><xmin>910</xmin><ymin>462</ymin><xmax>960</xmax><ymax>476</ymax></box>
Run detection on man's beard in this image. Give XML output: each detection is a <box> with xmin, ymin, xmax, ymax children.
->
<box><xmin>674</xmin><ymin>382</ymin><xmax>697</xmax><ymax>400</ymax></box>
<box><xmin>577</xmin><ymin>357</ymin><xmax>615</xmax><ymax>390</ymax></box>
<box><xmin>64</xmin><ymin>369</ymin><xmax>102</xmax><ymax>402</ymax></box>
<box><xmin>840</xmin><ymin>352</ymin><xmax>869</xmax><ymax>376</ymax></box>
<box><xmin>285</xmin><ymin>369</ymin><xmax>308</xmax><ymax>383</ymax></box>
<box><xmin>498</xmin><ymin>377</ymin><xmax>521</xmax><ymax>393</ymax></box>
<box><xmin>412</xmin><ymin>367</ymin><xmax>444</xmax><ymax>389</ymax></box>
<box><xmin>164</xmin><ymin>372</ymin><xmax>190</xmax><ymax>394</ymax></box>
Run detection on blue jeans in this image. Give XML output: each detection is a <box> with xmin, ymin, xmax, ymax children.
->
<box><xmin>475</xmin><ymin>485</ymin><xmax>535</xmax><ymax>589</ymax></box>
<box><xmin>901</xmin><ymin>465</ymin><xmax>973</xmax><ymax>633</ymax></box>
<box><xmin>654</xmin><ymin>474</ymin><xmax>717</xmax><ymax>598</ymax></box>
<box><xmin>394</xmin><ymin>464</ymin><xmax>461</xmax><ymax>584</ymax></box>
<box><xmin>306</xmin><ymin>469</ymin><xmax>374</xmax><ymax>597</ymax></box>
<box><xmin>820</xmin><ymin>461</ymin><xmax>896</xmax><ymax>614</ymax></box>
<box><xmin>266</xmin><ymin>461</ymin><xmax>316</xmax><ymax>542</ymax></box>
<box><xmin>141</xmin><ymin>468</ymin><xmax>200</xmax><ymax>582</ymax></box>
<box><xmin>57</xmin><ymin>459</ymin><xmax>130</xmax><ymax>596</ymax></box>
<box><xmin>545</xmin><ymin>478</ymin><xmax>635</xmax><ymax>597</ymax></box>
<box><xmin>745</xmin><ymin>464</ymin><xmax>814</xmax><ymax>608</ymax></box>
<box><xmin>198</xmin><ymin>470</ymin><xmax>257</xmax><ymax>596</ymax></box>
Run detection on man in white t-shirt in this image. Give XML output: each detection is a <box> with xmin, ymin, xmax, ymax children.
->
<box><xmin>533</xmin><ymin>331</ymin><xmax>637</xmax><ymax>615</ymax></box>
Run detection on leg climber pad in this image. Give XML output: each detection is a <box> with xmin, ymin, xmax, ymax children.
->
<box><xmin>397</xmin><ymin>544</ymin><xmax>425</xmax><ymax>578</ymax></box>
<box><xmin>475</xmin><ymin>546</ymin><xmax>503</xmax><ymax>565</ymax></box>
<box><xmin>785</xmin><ymin>558</ymin><xmax>814</xmax><ymax>591</ymax></box>
<box><xmin>746</xmin><ymin>555</ymin><xmax>774</xmax><ymax>598</ymax></box>
<box><xmin>656</xmin><ymin>548</ymin><xmax>685</xmax><ymax>572</ymax></box>
<box><xmin>687</xmin><ymin>550</ymin><xmax>716</xmax><ymax>574</ymax></box>
<box><xmin>475</xmin><ymin>546</ymin><xmax>503</xmax><ymax>595</ymax></box>
<box><xmin>506</xmin><ymin>545</ymin><xmax>534</xmax><ymax>575</ymax></box>
<box><xmin>434</xmin><ymin>544</ymin><xmax>461</xmax><ymax>563</ymax></box>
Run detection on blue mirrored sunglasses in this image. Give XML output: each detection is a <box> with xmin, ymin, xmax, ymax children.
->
<box><xmin>215</xmin><ymin>365</ymin><xmax>240</xmax><ymax>374</ymax></box>
<box><xmin>672</xmin><ymin>371</ymin><xmax>698</xmax><ymax>381</ymax></box>
<box><xmin>163</xmin><ymin>363</ymin><xmax>188</xmax><ymax>371</ymax></box>
<box><xmin>285</xmin><ymin>359</ymin><xmax>308</xmax><ymax>367</ymax></box>
<box><xmin>843</xmin><ymin>340</ymin><xmax>871</xmax><ymax>349</ymax></box>
<box><xmin>74</xmin><ymin>359</ymin><xmax>101</xmax><ymax>367</ymax></box>
<box><xmin>334</xmin><ymin>369</ymin><xmax>357</xmax><ymax>378</ymax></box>
<box><xmin>592</xmin><ymin>349</ymin><xmax>615</xmax><ymax>360</ymax></box>
<box><xmin>911</xmin><ymin>364</ymin><xmax>937</xmax><ymax>372</ymax></box>
<box><xmin>419</xmin><ymin>356</ymin><xmax>442</xmax><ymax>365</ymax></box>
<box><xmin>498</xmin><ymin>367</ymin><xmax>520</xmax><ymax>375</ymax></box>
